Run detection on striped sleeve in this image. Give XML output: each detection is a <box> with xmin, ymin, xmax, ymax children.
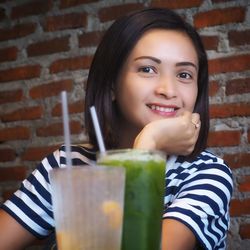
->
<box><xmin>1</xmin><ymin>145</ymin><xmax>97</xmax><ymax>238</ymax></box>
<box><xmin>163</xmin><ymin>152</ymin><xmax>233</xmax><ymax>250</ymax></box>
<box><xmin>1</xmin><ymin>149</ymin><xmax>61</xmax><ymax>238</ymax></box>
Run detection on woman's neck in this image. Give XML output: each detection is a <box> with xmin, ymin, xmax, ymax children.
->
<box><xmin>116</xmin><ymin>124</ymin><xmax>140</xmax><ymax>149</ymax></box>
<box><xmin>117</xmin><ymin>134</ymin><xmax>135</xmax><ymax>149</ymax></box>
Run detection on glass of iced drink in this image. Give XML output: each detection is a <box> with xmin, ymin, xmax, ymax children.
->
<box><xmin>97</xmin><ymin>149</ymin><xmax>166</xmax><ymax>250</ymax></box>
<box><xmin>49</xmin><ymin>166</ymin><xmax>125</xmax><ymax>250</ymax></box>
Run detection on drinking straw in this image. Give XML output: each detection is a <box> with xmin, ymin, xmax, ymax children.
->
<box><xmin>61</xmin><ymin>91</ymin><xmax>72</xmax><ymax>167</ymax></box>
<box><xmin>90</xmin><ymin>106</ymin><xmax>106</xmax><ymax>154</ymax></box>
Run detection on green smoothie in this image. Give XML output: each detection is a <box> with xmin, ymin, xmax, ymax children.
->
<box><xmin>97</xmin><ymin>149</ymin><xmax>166</xmax><ymax>250</ymax></box>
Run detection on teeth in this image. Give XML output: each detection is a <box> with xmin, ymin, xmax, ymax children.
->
<box><xmin>150</xmin><ymin>105</ymin><xmax>175</xmax><ymax>112</ymax></box>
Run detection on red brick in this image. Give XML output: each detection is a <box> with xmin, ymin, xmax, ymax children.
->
<box><xmin>208</xmin><ymin>54</ymin><xmax>250</xmax><ymax>75</ymax></box>
<box><xmin>11</xmin><ymin>0</ymin><xmax>52</xmax><ymax>19</ymax></box>
<box><xmin>60</xmin><ymin>0</ymin><xmax>96</xmax><ymax>9</ymax></box>
<box><xmin>44</xmin><ymin>13</ymin><xmax>87</xmax><ymax>31</ymax></box>
<box><xmin>98</xmin><ymin>3</ymin><xmax>144</xmax><ymax>23</ymax></box>
<box><xmin>238</xmin><ymin>175</ymin><xmax>250</xmax><ymax>192</ymax></box>
<box><xmin>21</xmin><ymin>145</ymin><xmax>60</xmax><ymax>161</ymax></box>
<box><xmin>78</xmin><ymin>31</ymin><xmax>105</xmax><ymax>48</ymax></box>
<box><xmin>0</xmin><ymin>23</ymin><xmax>36</xmax><ymax>42</ymax></box>
<box><xmin>210</xmin><ymin>103</ymin><xmax>250</xmax><ymax>118</ymax></box>
<box><xmin>0</xmin><ymin>148</ymin><xmax>16</xmax><ymax>162</ymax></box>
<box><xmin>194</xmin><ymin>7</ymin><xmax>245</xmax><ymax>28</ymax></box>
<box><xmin>0</xmin><ymin>65</ymin><xmax>41</xmax><ymax>83</ymax></box>
<box><xmin>0</xmin><ymin>89</ymin><xmax>23</xmax><ymax>104</ymax></box>
<box><xmin>0</xmin><ymin>166</ymin><xmax>26</xmax><ymax>182</ymax></box>
<box><xmin>0</xmin><ymin>127</ymin><xmax>30</xmax><ymax>141</ymax></box>
<box><xmin>201</xmin><ymin>35</ymin><xmax>219</xmax><ymax>51</ymax></box>
<box><xmin>207</xmin><ymin>130</ymin><xmax>241</xmax><ymax>147</ymax></box>
<box><xmin>27</xmin><ymin>37</ymin><xmax>70</xmax><ymax>57</ymax></box>
<box><xmin>52</xmin><ymin>100</ymin><xmax>84</xmax><ymax>116</ymax></box>
<box><xmin>226</xmin><ymin>78</ymin><xmax>250</xmax><ymax>95</ymax></box>
<box><xmin>1</xmin><ymin>106</ymin><xmax>43</xmax><ymax>122</ymax></box>
<box><xmin>209</xmin><ymin>81</ymin><xmax>219</xmax><ymax>97</ymax></box>
<box><xmin>150</xmin><ymin>0</ymin><xmax>202</xmax><ymax>9</ymax></box>
<box><xmin>239</xmin><ymin>224</ymin><xmax>250</xmax><ymax>239</ymax></box>
<box><xmin>224</xmin><ymin>153</ymin><xmax>250</xmax><ymax>169</ymax></box>
<box><xmin>29</xmin><ymin>79</ymin><xmax>73</xmax><ymax>99</ymax></box>
<box><xmin>230</xmin><ymin>199</ymin><xmax>250</xmax><ymax>217</ymax></box>
<box><xmin>0</xmin><ymin>46</ymin><xmax>18</xmax><ymax>62</ymax></box>
<box><xmin>36</xmin><ymin>120</ymin><xmax>82</xmax><ymax>137</ymax></box>
<box><xmin>229</xmin><ymin>29</ymin><xmax>250</xmax><ymax>47</ymax></box>
<box><xmin>49</xmin><ymin>55</ymin><xmax>92</xmax><ymax>74</ymax></box>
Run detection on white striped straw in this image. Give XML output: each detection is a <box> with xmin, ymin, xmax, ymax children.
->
<box><xmin>61</xmin><ymin>91</ymin><xmax>72</xmax><ymax>167</ymax></box>
<box><xmin>90</xmin><ymin>106</ymin><xmax>106</xmax><ymax>154</ymax></box>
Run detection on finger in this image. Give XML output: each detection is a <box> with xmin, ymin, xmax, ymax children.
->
<box><xmin>191</xmin><ymin>113</ymin><xmax>200</xmax><ymax>129</ymax></box>
<box><xmin>191</xmin><ymin>121</ymin><xmax>200</xmax><ymax>129</ymax></box>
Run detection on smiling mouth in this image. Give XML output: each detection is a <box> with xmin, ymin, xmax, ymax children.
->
<box><xmin>148</xmin><ymin>104</ymin><xmax>178</xmax><ymax>113</ymax></box>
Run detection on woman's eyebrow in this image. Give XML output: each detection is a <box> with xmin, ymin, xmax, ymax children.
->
<box><xmin>176</xmin><ymin>61</ymin><xmax>198</xmax><ymax>71</ymax></box>
<box><xmin>134</xmin><ymin>56</ymin><xmax>161</xmax><ymax>64</ymax></box>
<box><xmin>134</xmin><ymin>57</ymin><xmax>198</xmax><ymax>71</ymax></box>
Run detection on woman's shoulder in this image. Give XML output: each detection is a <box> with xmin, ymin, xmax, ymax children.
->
<box><xmin>171</xmin><ymin>150</ymin><xmax>233</xmax><ymax>184</ymax></box>
<box><xmin>177</xmin><ymin>150</ymin><xmax>231</xmax><ymax>170</ymax></box>
<box><xmin>58</xmin><ymin>143</ymin><xmax>96</xmax><ymax>156</ymax></box>
<box><xmin>56</xmin><ymin>143</ymin><xmax>97</xmax><ymax>167</ymax></box>
<box><xmin>195</xmin><ymin>150</ymin><xmax>232</xmax><ymax>173</ymax></box>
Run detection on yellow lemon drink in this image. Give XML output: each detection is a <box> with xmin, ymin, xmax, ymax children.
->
<box><xmin>50</xmin><ymin>166</ymin><xmax>125</xmax><ymax>250</ymax></box>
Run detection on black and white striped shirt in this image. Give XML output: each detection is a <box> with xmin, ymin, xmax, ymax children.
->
<box><xmin>1</xmin><ymin>145</ymin><xmax>233</xmax><ymax>250</ymax></box>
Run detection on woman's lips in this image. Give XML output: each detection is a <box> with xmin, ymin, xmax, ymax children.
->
<box><xmin>147</xmin><ymin>104</ymin><xmax>179</xmax><ymax>116</ymax></box>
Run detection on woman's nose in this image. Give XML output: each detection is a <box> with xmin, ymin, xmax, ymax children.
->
<box><xmin>155</xmin><ymin>76</ymin><xmax>177</xmax><ymax>98</ymax></box>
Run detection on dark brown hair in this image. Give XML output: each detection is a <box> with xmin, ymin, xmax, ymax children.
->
<box><xmin>85</xmin><ymin>8</ymin><xmax>209</xmax><ymax>159</ymax></box>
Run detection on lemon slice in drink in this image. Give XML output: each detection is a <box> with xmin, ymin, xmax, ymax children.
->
<box><xmin>102</xmin><ymin>200</ymin><xmax>123</xmax><ymax>229</ymax></box>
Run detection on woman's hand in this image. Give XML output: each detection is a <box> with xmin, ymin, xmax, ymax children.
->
<box><xmin>133</xmin><ymin>111</ymin><xmax>200</xmax><ymax>156</ymax></box>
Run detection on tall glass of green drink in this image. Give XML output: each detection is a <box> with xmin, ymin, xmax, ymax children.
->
<box><xmin>97</xmin><ymin>149</ymin><xmax>166</xmax><ymax>250</ymax></box>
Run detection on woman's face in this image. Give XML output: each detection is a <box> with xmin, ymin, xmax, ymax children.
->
<box><xmin>115</xmin><ymin>29</ymin><xmax>198</xmax><ymax>133</ymax></box>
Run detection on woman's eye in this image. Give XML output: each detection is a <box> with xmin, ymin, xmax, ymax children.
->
<box><xmin>138</xmin><ymin>66</ymin><xmax>155</xmax><ymax>74</ymax></box>
<box><xmin>178</xmin><ymin>72</ymin><xmax>192</xmax><ymax>79</ymax></box>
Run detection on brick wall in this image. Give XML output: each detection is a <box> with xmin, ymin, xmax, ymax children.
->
<box><xmin>0</xmin><ymin>0</ymin><xmax>249</xmax><ymax>249</ymax></box>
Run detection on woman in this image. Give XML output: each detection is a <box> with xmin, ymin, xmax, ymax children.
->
<box><xmin>0</xmin><ymin>8</ymin><xmax>233</xmax><ymax>250</ymax></box>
